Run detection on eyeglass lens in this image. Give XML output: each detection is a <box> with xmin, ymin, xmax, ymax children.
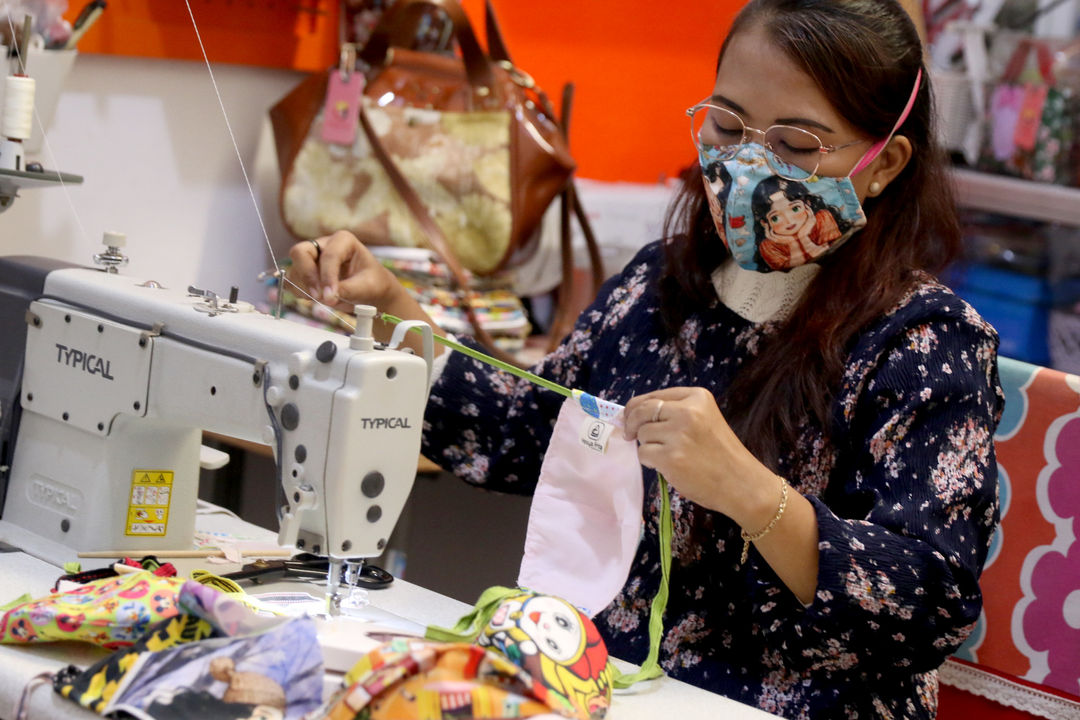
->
<box><xmin>692</xmin><ymin>105</ymin><xmax>823</xmax><ymax>179</ymax></box>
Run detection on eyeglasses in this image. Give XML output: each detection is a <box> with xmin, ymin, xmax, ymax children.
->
<box><xmin>687</xmin><ymin>102</ymin><xmax>866</xmax><ymax>180</ymax></box>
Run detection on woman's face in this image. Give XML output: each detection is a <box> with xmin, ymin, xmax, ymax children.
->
<box><xmin>712</xmin><ymin>25</ymin><xmax>876</xmax><ymax>201</ymax></box>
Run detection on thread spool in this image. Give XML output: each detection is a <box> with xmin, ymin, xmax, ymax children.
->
<box><xmin>2</xmin><ymin>75</ymin><xmax>35</xmax><ymax>141</ymax></box>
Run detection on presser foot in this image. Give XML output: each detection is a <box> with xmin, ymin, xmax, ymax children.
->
<box><xmin>326</xmin><ymin>559</ymin><xmax>375</xmax><ymax>617</ymax></box>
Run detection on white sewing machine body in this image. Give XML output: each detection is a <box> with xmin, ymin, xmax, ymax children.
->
<box><xmin>0</xmin><ymin>255</ymin><xmax>431</xmax><ymax>566</ymax></box>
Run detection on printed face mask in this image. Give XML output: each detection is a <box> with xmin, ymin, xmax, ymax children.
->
<box><xmin>698</xmin><ymin>142</ymin><xmax>867</xmax><ymax>272</ymax></box>
<box><xmin>697</xmin><ymin>68</ymin><xmax>923</xmax><ymax>272</ymax></box>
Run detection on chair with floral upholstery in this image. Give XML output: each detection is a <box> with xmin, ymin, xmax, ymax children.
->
<box><xmin>938</xmin><ymin>356</ymin><xmax>1080</xmax><ymax>718</ymax></box>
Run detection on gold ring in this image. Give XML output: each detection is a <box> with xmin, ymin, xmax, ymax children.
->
<box><xmin>309</xmin><ymin>238</ymin><xmax>321</xmax><ymax>258</ymax></box>
<box><xmin>651</xmin><ymin>400</ymin><xmax>664</xmax><ymax>423</ymax></box>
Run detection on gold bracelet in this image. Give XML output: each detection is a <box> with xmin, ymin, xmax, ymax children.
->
<box><xmin>740</xmin><ymin>476</ymin><xmax>789</xmax><ymax>565</ymax></box>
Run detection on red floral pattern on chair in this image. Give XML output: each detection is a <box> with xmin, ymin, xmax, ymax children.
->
<box><xmin>941</xmin><ymin>357</ymin><xmax>1080</xmax><ymax>716</ymax></box>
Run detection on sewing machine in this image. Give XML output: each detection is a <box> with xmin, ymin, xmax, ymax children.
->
<box><xmin>0</xmin><ymin>248</ymin><xmax>434</xmax><ymax>608</ymax></box>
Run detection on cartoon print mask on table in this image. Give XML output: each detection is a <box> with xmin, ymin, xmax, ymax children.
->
<box><xmin>477</xmin><ymin>590</ymin><xmax>613</xmax><ymax>719</ymax></box>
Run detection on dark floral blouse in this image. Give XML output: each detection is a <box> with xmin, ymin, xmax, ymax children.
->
<box><xmin>421</xmin><ymin>240</ymin><xmax>1003</xmax><ymax>719</ymax></box>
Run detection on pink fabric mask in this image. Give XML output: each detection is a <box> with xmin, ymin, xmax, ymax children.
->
<box><xmin>517</xmin><ymin>391</ymin><xmax>643</xmax><ymax>618</ymax></box>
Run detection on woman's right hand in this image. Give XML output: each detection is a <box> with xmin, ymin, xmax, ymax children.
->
<box><xmin>285</xmin><ymin>230</ymin><xmax>446</xmax><ymax>353</ymax></box>
<box><xmin>286</xmin><ymin>230</ymin><xmax>399</xmax><ymax>313</ymax></box>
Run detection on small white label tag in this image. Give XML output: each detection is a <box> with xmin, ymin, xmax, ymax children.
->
<box><xmin>579</xmin><ymin>417</ymin><xmax>615</xmax><ymax>454</ymax></box>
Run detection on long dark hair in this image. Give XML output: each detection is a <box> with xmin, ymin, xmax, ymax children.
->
<box><xmin>659</xmin><ymin>0</ymin><xmax>960</xmax><ymax>469</ymax></box>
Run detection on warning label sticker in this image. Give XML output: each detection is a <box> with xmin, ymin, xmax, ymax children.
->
<box><xmin>125</xmin><ymin>470</ymin><xmax>174</xmax><ymax>536</ymax></box>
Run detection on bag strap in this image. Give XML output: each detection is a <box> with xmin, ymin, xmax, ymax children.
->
<box><xmin>546</xmin><ymin>83</ymin><xmax>605</xmax><ymax>351</ymax></box>
<box><xmin>357</xmin><ymin>103</ymin><xmax>526</xmax><ymax>367</ymax></box>
<box><xmin>269</xmin><ymin>71</ymin><xmax>331</xmax><ymax>238</ymax></box>
<box><xmin>359</xmin><ymin>0</ymin><xmax>497</xmax><ymax>91</ymax></box>
<box><xmin>1000</xmin><ymin>37</ymin><xmax>1057</xmax><ymax>86</ymax></box>
<box><xmin>543</xmin><ymin>179</ymin><xmax>605</xmax><ymax>350</ymax></box>
<box><xmin>484</xmin><ymin>0</ymin><xmax>512</xmax><ymax>65</ymax></box>
<box><xmin>269</xmin><ymin>72</ymin><xmax>330</xmax><ymax>188</ymax></box>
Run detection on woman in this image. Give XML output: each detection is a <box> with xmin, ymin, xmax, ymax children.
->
<box><xmin>288</xmin><ymin>1</ymin><xmax>1002</xmax><ymax>716</ymax></box>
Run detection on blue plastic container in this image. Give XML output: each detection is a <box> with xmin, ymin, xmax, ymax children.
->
<box><xmin>942</xmin><ymin>263</ymin><xmax>1051</xmax><ymax>365</ymax></box>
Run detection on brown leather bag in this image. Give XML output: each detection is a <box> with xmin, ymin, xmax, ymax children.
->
<box><xmin>270</xmin><ymin>0</ymin><xmax>575</xmax><ymax>278</ymax></box>
<box><xmin>271</xmin><ymin>0</ymin><xmax>601</xmax><ymax>363</ymax></box>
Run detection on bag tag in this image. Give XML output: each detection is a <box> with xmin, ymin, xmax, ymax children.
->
<box><xmin>383</xmin><ymin>314</ymin><xmax>672</xmax><ymax>688</ymax></box>
<box><xmin>320</xmin><ymin>44</ymin><xmax>365</xmax><ymax>146</ymax></box>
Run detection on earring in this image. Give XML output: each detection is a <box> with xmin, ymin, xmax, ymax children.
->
<box><xmin>869</xmin><ymin>181</ymin><xmax>882</xmax><ymax>195</ymax></box>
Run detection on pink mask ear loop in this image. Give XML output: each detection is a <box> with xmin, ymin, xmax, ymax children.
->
<box><xmin>847</xmin><ymin>67</ymin><xmax>922</xmax><ymax>178</ymax></box>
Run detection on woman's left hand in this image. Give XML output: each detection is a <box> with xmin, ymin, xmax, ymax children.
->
<box><xmin>623</xmin><ymin>387</ymin><xmax>775</xmax><ymax>522</ymax></box>
<box><xmin>626</xmin><ymin>387</ymin><xmax>819</xmax><ymax>602</ymax></box>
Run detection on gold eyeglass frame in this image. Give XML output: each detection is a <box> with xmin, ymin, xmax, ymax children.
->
<box><xmin>687</xmin><ymin>101</ymin><xmax>867</xmax><ymax>179</ymax></box>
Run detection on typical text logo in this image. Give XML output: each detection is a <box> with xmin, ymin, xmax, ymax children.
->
<box><xmin>360</xmin><ymin>417</ymin><xmax>413</xmax><ymax>430</ymax></box>
<box><xmin>29</xmin><ymin>476</ymin><xmax>82</xmax><ymax>514</ymax></box>
<box><xmin>55</xmin><ymin>343</ymin><xmax>114</xmax><ymax>380</ymax></box>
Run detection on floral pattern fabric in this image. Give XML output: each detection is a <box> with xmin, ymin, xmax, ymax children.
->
<box><xmin>422</xmin><ymin>240</ymin><xmax>1004</xmax><ymax>719</ymax></box>
<box><xmin>951</xmin><ymin>358</ymin><xmax>1080</xmax><ymax>700</ymax></box>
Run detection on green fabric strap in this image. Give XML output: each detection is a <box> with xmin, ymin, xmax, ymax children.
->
<box><xmin>0</xmin><ymin>593</ymin><xmax>32</xmax><ymax>612</ymax></box>
<box><xmin>610</xmin><ymin>472</ymin><xmax>672</xmax><ymax>688</ymax></box>
<box><xmin>380</xmin><ymin>313</ymin><xmax>572</xmax><ymax>399</ymax></box>
<box><xmin>424</xmin><ymin>585</ymin><xmax>523</xmax><ymax>643</ymax></box>
<box><xmin>382</xmin><ymin>313</ymin><xmax>670</xmax><ymax>687</ymax></box>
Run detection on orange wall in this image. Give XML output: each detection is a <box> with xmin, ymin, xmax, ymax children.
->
<box><xmin>63</xmin><ymin>0</ymin><xmax>740</xmax><ymax>183</ymax></box>
<box><xmin>61</xmin><ymin>1</ymin><xmax>341</xmax><ymax>75</ymax></box>
<box><xmin>464</xmin><ymin>1</ymin><xmax>739</xmax><ymax>182</ymax></box>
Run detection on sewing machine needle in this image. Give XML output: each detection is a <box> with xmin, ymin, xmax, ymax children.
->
<box><xmin>326</xmin><ymin>558</ymin><xmax>344</xmax><ymax>616</ymax></box>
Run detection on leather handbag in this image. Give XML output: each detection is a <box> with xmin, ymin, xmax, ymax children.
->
<box><xmin>270</xmin><ymin>0</ymin><xmax>575</xmax><ymax>277</ymax></box>
<box><xmin>271</xmin><ymin>0</ymin><xmax>600</xmax><ymax>362</ymax></box>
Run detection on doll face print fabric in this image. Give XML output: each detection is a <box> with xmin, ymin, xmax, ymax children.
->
<box><xmin>477</xmin><ymin>590</ymin><xmax>614</xmax><ymax>719</ymax></box>
<box><xmin>695</xmin><ymin>67</ymin><xmax>922</xmax><ymax>273</ymax></box>
<box><xmin>698</xmin><ymin>142</ymin><xmax>866</xmax><ymax>272</ymax></box>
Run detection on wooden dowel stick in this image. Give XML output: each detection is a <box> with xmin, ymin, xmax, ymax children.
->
<box><xmin>78</xmin><ymin>548</ymin><xmax>294</xmax><ymax>559</ymax></box>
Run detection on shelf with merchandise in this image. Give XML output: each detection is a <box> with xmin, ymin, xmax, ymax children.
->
<box><xmin>951</xmin><ymin>168</ymin><xmax>1080</xmax><ymax>227</ymax></box>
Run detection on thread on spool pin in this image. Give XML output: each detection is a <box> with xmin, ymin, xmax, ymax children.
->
<box><xmin>2</xmin><ymin>76</ymin><xmax>36</xmax><ymax>141</ymax></box>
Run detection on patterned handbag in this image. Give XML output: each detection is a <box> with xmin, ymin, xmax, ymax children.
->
<box><xmin>270</xmin><ymin>0</ymin><xmax>575</xmax><ymax>277</ymax></box>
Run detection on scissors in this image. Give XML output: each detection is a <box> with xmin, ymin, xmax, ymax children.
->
<box><xmin>222</xmin><ymin>553</ymin><xmax>394</xmax><ymax>589</ymax></box>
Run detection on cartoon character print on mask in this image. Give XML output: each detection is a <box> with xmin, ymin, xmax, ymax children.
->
<box><xmin>698</xmin><ymin>143</ymin><xmax>866</xmax><ymax>272</ymax></box>
<box><xmin>702</xmin><ymin>160</ymin><xmax>733</xmax><ymax>246</ymax></box>
<box><xmin>478</xmin><ymin>591</ymin><xmax>613</xmax><ymax>720</ymax></box>
<box><xmin>752</xmin><ymin>176</ymin><xmax>850</xmax><ymax>270</ymax></box>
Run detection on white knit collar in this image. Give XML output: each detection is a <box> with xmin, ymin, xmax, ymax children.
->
<box><xmin>711</xmin><ymin>259</ymin><xmax>820</xmax><ymax>324</ymax></box>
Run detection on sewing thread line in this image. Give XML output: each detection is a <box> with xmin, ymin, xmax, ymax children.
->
<box><xmin>184</xmin><ymin>1</ymin><xmax>360</xmax><ymax>336</ymax></box>
<box><xmin>379</xmin><ymin>312</ymin><xmax>573</xmax><ymax>399</ymax></box>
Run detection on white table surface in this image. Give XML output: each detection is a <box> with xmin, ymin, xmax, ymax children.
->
<box><xmin>0</xmin><ymin>512</ymin><xmax>777</xmax><ymax>720</ymax></box>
